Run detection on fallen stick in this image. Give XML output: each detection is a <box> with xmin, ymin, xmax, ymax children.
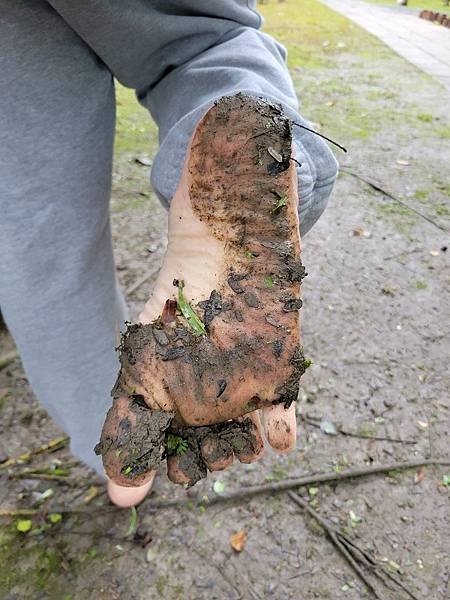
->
<box><xmin>9</xmin><ymin>472</ymin><xmax>76</xmax><ymax>485</ymax></box>
<box><xmin>289</xmin><ymin>491</ymin><xmax>382</xmax><ymax>599</ymax></box>
<box><xmin>342</xmin><ymin>169</ymin><xmax>448</xmax><ymax>233</ymax></box>
<box><xmin>147</xmin><ymin>457</ymin><xmax>450</xmax><ymax>509</ymax></box>
<box><xmin>288</xmin><ymin>491</ymin><xmax>420</xmax><ymax>600</ymax></box>
<box><xmin>0</xmin><ymin>436</ymin><xmax>69</xmax><ymax>470</ymax></box>
<box><xmin>1</xmin><ymin>458</ymin><xmax>448</xmax><ymax>518</ymax></box>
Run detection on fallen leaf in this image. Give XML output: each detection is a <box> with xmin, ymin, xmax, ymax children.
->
<box><xmin>414</xmin><ymin>466</ymin><xmax>425</xmax><ymax>484</ymax></box>
<box><xmin>325</xmin><ymin>100</ymin><xmax>335</xmax><ymax>107</ymax></box>
<box><xmin>48</xmin><ymin>513</ymin><xmax>62</xmax><ymax>524</ymax></box>
<box><xmin>213</xmin><ymin>480</ymin><xmax>226</xmax><ymax>495</ymax></box>
<box><xmin>349</xmin><ymin>510</ymin><xmax>362</xmax><ymax>524</ymax></box>
<box><xmin>146</xmin><ymin>547</ymin><xmax>158</xmax><ymax>563</ymax></box>
<box><xmin>230</xmin><ymin>530</ymin><xmax>247</xmax><ymax>552</ymax></box>
<box><xmin>417</xmin><ymin>420</ymin><xmax>428</xmax><ymax>429</ymax></box>
<box><xmin>267</xmin><ymin>146</ymin><xmax>283</xmax><ymax>162</ymax></box>
<box><xmin>39</xmin><ymin>488</ymin><xmax>54</xmax><ymax>501</ymax></box>
<box><xmin>134</xmin><ymin>155</ymin><xmax>153</xmax><ymax>167</ymax></box>
<box><xmin>83</xmin><ymin>485</ymin><xmax>99</xmax><ymax>504</ymax></box>
<box><xmin>16</xmin><ymin>519</ymin><xmax>32</xmax><ymax>533</ymax></box>
<box><xmin>388</xmin><ymin>560</ymin><xmax>401</xmax><ymax>571</ymax></box>
<box><xmin>396</xmin><ymin>159</ymin><xmax>410</xmax><ymax>166</ymax></box>
<box><xmin>381</xmin><ymin>286</ymin><xmax>395</xmax><ymax>297</ymax></box>
<box><xmin>320</xmin><ymin>419</ymin><xmax>337</xmax><ymax>435</ymax></box>
<box><xmin>125</xmin><ymin>506</ymin><xmax>138</xmax><ymax>538</ymax></box>
<box><xmin>352</xmin><ymin>228</ymin><xmax>371</xmax><ymax>237</ymax></box>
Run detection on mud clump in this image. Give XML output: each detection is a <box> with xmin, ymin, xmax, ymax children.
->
<box><xmin>94</xmin><ymin>397</ymin><xmax>175</xmax><ymax>485</ymax></box>
<box><xmin>95</xmin><ymin>396</ymin><xmax>261</xmax><ymax>487</ymax></box>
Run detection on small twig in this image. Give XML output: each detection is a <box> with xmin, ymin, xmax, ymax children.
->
<box><xmin>342</xmin><ymin>169</ymin><xmax>448</xmax><ymax>232</ymax></box>
<box><xmin>302</xmin><ymin>416</ymin><xmax>418</xmax><ymax>445</ymax></box>
<box><xmin>292</xmin><ymin>121</ymin><xmax>347</xmax><ymax>152</ymax></box>
<box><xmin>288</xmin><ymin>491</ymin><xmax>382</xmax><ymax>598</ymax></box>
<box><xmin>9</xmin><ymin>472</ymin><xmax>77</xmax><ymax>486</ymax></box>
<box><xmin>0</xmin><ymin>508</ymin><xmax>39</xmax><ymax>517</ymax></box>
<box><xmin>0</xmin><ymin>436</ymin><xmax>69</xmax><ymax>470</ymax></box>
<box><xmin>289</xmin><ymin>491</ymin><xmax>420</xmax><ymax>600</ymax></box>
<box><xmin>0</xmin><ymin>350</ymin><xmax>18</xmax><ymax>370</ymax></box>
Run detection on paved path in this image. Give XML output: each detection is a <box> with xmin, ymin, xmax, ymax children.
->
<box><xmin>319</xmin><ymin>0</ymin><xmax>450</xmax><ymax>92</ymax></box>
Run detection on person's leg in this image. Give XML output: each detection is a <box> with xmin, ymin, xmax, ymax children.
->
<box><xmin>47</xmin><ymin>0</ymin><xmax>339</xmax><ymax>236</ymax></box>
<box><xmin>45</xmin><ymin>0</ymin><xmax>339</xmax><ymax>502</ymax></box>
<box><xmin>0</xmin><ymin>0</ymin><xmax>125</xmax><ymax>475</ymax></box>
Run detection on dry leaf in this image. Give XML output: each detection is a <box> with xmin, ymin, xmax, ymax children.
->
<box><xmin>267</xmin><ymin>146</ymin><xmax>283</xmax><ymax>163</ymax></box>
<box><xmin>353</xmin><ymin>228</ymin><xmax>371</xmax><ymax>238</ymax></box>
<box><xmin>83</xmin><ymin>485</ymin><xmax>99</xmax><ymax>504</ymax></box>
<box><xmin>414</xmin><ymin>466</ymin><xmax>425</xmax><ymax>484</ymax></box>
<box><xmin>230</xmin><ymin>530</ymin><xmax>247</xmax><ymax>552</ymax></box>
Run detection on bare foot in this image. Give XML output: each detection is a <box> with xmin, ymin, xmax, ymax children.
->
<box><xmin>96</xmin><ymin>93</ymin><xmax>307</xmax><ymax>493</ymax></box>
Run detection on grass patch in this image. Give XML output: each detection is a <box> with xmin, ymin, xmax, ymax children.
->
<box><xmin>260</xmin><ymin>0</ymin><xmax>381</xmax><ymax>69</ymax></box>
<box><xmin>261</xmin><ymin>0</ymin><xmax>449</xmax><ymax>143</ymax></box>
<box><xmin>364</xmin><ymin>0</ymin><xmax>449</xmax><ymax>12</ymax></box>
<box><xmin>115</xmin><ymin>83</ymin><xmax>158</xmax><ymax>156</ymax></box>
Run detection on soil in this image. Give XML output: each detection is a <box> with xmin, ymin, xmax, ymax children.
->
<box><xmin>0</xmin><ymin>0</ymin><xmax>449</xmax><ymax>598</ymax></box>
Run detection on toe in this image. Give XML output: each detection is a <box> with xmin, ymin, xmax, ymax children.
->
<box><xmin>235</xmin><ymin>412</ymin><xmax>265</xmax><ymax>464</ymax></box>
<box><xmin>200</xmin><ymin>435</ymin><xmax>234</xmax><ymax>471</ymax></box>
<box><xmin>107</xmin><ymin>471</ymin><xmax>156</xmax><ymax>508</ymax></box>
<box><xmin>166</xmin><ymin>448</ymin><xmax>207</xmax><ymax>486</ymax></box>
<box><xmin>261</xmin><ymin>403</ymin><xmax>296</xmax><ymax>453</ymax></box>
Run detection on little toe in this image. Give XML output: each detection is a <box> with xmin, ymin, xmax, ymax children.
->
<box><xmin>261</xmin><ymin>403</ymin><xmax>296</xmax><ymax>453</ymax></box>
<box><xmin>235</xmin><ymin>412</ymin><xmax>265</xmax><ymax>464</ymax></box>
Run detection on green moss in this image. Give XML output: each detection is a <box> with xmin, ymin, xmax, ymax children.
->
<box><xmin>417</xmin><ymin>113</ymin><xmax>434</xmax><ymax>123</ymax></box>
<box><xmin>356</xmin><ymin>422</ymin><xmax>376</xmax><ymax>437</ymax></box>
<box><xmin>156</xmin><ymin>575</ymin><xmax>168</xmax><ymax>597</ymax></box>
<box><xmin>436</xmin><ymin>126</ymin><xmax>450</xmax><ymax>139</ymax></box>
<box><xmin>0</xmin><ymin>528</ymin><xmax>64</xmax><ymax>595</ymax></box>
<box><xmin>436</xmin><ymin>204</ymin><xmax>449</xmax><ymax>216</ymax></box>
<box><xmin>414</xmin><ymin>190</ymin><xmax>428</xmax><ymax>201</ymax></box>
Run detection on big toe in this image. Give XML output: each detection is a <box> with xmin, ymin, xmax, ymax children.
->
<box><xmin>107</xmin><ymin>471</ymin><xmax>156</xmax><ymax>508</ymax></box>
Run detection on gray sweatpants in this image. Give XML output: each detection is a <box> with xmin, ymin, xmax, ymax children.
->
<box><xmin>0</xmin><ymin>0</ymin><xmax>338</xmax><ymax>473</ymax></box>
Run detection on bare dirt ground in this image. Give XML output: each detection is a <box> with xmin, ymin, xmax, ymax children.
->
<box><xmin>1</xmin><ymin>1</ymin><xmax>449</xmax><ymax>598</ymax></box>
